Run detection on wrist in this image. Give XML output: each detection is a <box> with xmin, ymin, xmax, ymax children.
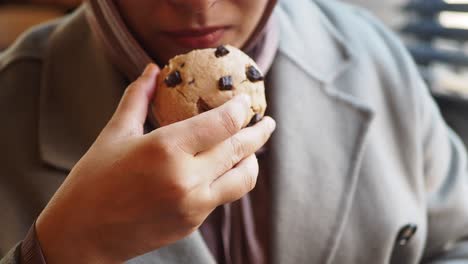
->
<box><xmin>35</xmin><ymin>209</ymin><xmax>118</xmax><ymax>264</ymax></box>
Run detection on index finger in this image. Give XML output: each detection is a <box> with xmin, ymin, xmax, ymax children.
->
<box><xmin>152</xmin><ymin>94</ymin><xmax>252</xmax><ymax>154</ymax></box>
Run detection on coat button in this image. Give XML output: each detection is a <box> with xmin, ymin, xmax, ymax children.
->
<box><xmin>396</xmin><ymin>224</ymin><xmax>417</xmax><ymax>246</ymax></box>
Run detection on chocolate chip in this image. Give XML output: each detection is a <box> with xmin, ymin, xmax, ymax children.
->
<box><xmin>246</xmin><ymin>66</ymin><xmax>264</xmax><ymax>82</ymax></box>
<box><xmin>218</xmin><ymin>76</ymin><xmax>233</xmax><ymax>90</ymax></box>
<box><xmin>247</xmin><ymin>113</ymin><xmax>262</xmax><ymax>127</ymax></box>
<box><xmin>197</xmin><ymin>98</ymin><xmax>212</xmax><ymax>113</ymax></box>
<box><xmin>164</xmin><ymin>70</ymin><xmax>182</xmax><ymax>87</ymax></box>
<box><xmin>180</xmin><ymin>63</ymin><xmax>185</xmax><ymax>68</ymax></box>
<box><xmin>215</xmin><ymin>45</ymin><xmax>230</xmax><ymax>57</ymax></box>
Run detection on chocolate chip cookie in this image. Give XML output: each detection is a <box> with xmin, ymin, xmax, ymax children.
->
<box><xmin>152</xmin><ymin>45</ymin><xmax>267</xmax><ymax>127</ymax></box>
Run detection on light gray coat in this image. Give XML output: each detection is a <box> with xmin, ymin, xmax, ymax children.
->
<box><xmin>1</xmin><ymin>0</ymin><xmax>468</xmax><ymax>263</ymax></box>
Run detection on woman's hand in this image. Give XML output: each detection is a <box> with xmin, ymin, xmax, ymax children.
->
<box><xmin>35</xmin><ymin>64</ymin><xmax>276</xmax><ymax>264</ymax></box>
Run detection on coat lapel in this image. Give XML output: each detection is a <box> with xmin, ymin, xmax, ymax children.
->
<box><xmin>38</xmin><ymin>6</ymin><xmax>215</xmax><ymax>264</ymax></box>
<box><xmin>269</xmin><ymin>2</ymin><xmax>374</xmax><ymax>263</ymax></box>
<box><xmin>39</xmin><ymin>5</ymin><xmax>127</xmax><ymax>171</ymax></box>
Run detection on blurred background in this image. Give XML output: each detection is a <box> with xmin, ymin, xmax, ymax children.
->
<box><xmin>1</xmin><ymin>0</ymin><xmax>467</xmax><ymax>146</ymax></box>
<box><xmin>0</xmin><ymin>0</ymin><xmax>80</xmax><ymax>49</ymax></box>
<box><xmin>346</xmin><ymin>0</ymin><xmax>468</xmax><ymax>147</ymax></box>
<box><xmin>347</xmin><ymin>0</ymin><xmax>468</xmax><ymax>97</ymax></box>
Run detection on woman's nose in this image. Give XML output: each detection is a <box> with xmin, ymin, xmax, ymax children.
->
<box><xmin>167</xmin><ymin>0</ymin><xmax>219</xmax><ymax>13</ymax></box>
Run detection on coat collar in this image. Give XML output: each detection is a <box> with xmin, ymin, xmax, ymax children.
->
<box><xmin>276</xmin><ymin>0</ymin><xmax>354</xmax><ymax>85</ymax></box>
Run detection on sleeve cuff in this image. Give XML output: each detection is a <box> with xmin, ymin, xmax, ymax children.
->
<box><xmin>20</xmin><ymin>222</ymin><xmax>47</xmax><ymax>264</ymax></box>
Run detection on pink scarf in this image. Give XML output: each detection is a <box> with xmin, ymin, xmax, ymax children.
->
<box><xmin>84</xmin><ymin>0</ymin><xmax>279</xmax><ymax>81</ymax></box>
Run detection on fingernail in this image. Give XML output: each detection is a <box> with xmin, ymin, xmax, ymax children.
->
<box><xmin>143</xmin><ymin>63</ymin><xmax>155</xmax><ymax>76</ymax></box>
<box><xmin>265</xmin><ymin>117</ymin><xmax>276</xmax><ymax>132</ymax></box>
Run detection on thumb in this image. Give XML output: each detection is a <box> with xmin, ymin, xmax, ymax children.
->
<box><xmin>104</xmin><ymin>63</ymin><xmax>159</xmax><ymax>139</ymax></box>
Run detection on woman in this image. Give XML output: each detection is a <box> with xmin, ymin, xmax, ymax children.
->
<box><xmin>0</xmin><ymin>0</ymin><xmax>467</xmax><ymax>263</ymax></box>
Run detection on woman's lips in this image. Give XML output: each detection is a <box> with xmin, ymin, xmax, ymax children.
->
<box><xmin>163</xmin><ymin>26</ymin><xmax>229</xmax><ymax>49</ymax></box>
